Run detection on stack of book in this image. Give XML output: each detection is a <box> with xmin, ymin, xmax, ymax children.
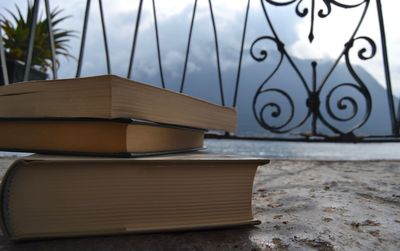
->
<box><xmin>0</xmin><ymin>75</ymin><xmax>268</xmax><ymax>240</ymax></box>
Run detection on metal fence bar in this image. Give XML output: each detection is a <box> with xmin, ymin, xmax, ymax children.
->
<box><xmin>208</xmin><ymin>0</ymin><xmax>225</xmax><ymax>106</ymax></box>
<box><xmin>98</xmin><ymin>0</ymin><xmax>111</xmax><ymax>74</ymax></box>
<box><xmin>23</xmin><ymin>0</ymin><xmax>40</xmax><ymax>81</ymax></box>
<box><xmin>44</xmin><ymin>0</ymin><xmax>57</xmax><ymax>79</ymax></box>
<box><xmin>76</xmin><ymin>0</ymin><xmax>91</xmax><ymax>77</ymax></box>
<box><xmin>152</xmin><ymin>0</ymin><xmax>165</xmax><ymax>88</ymax></box>
<box><xmin>376</xmin><ymin>0</ymin><xmax>398</xmax><ymax>135</ymax></box>
<box><xmin>0</xmin><ymin>26</ymin><xmax>9</xmax><ymax>85</ymax></box>
<box><xmin>127</xmin><ymin>0</ymin><xmax>143</xmax><ymax>79</ymax></box>
<box><xmin>233</xmin><ymin>0</ymin><xmax>250</xmax><ymax>107</ymax></box>
<box><xmin>179</xmin><ymin>0</ymin><xmax>197</xmax><ymax>93</ymax></box>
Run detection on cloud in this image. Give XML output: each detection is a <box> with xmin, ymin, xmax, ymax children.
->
<box><xmin>162</xmin><ymin>50</ymin><xmax>184</xmax><ymax>78</ymax></box>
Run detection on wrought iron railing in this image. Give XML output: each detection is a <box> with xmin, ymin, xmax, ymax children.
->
<box><xmin>0</xmin><ymin>0</ymin><xmax>398</xmax><ymax>142</ymax></box>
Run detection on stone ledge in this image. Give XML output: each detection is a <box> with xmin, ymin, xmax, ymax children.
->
<box><xmin>0</xmin><ymin>158</ymin><xmax>399</xmax><ymax>250</ymax></box>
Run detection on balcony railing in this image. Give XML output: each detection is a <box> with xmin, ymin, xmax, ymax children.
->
<box><xmin>0</xmin><ymin>0</ymin><xmax>399</xmax><ymax>142</ymax></box>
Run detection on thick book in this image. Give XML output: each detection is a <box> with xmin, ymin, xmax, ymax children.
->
<box><xmin>0</xmin><ymin>153</ymin><xmax>268</xmax><ymax>240</ymax></box>
<box><xmin>0</xmin><ymin>119</ymin><xmax>204</xmax><ymax>156</ymax></box>
<box><xmin>0</xmin><ymin>75</ymin><xmax>236</xmax><ymax>132</ymax></box>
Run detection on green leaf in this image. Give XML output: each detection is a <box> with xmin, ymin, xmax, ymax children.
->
<box><xmin>1</xmin><ymin>0</ymin><xmax>75</xmax><ymax>71</ymax></box>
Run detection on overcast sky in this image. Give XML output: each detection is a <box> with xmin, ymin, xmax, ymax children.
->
<box><xmin>1</xmin><ymin>0</ymin><xmax>400</xmax><ymax>97</ymax></box>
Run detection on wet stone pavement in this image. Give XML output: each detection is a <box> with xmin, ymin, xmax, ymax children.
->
<box><xmin>0</xmin><ymin>157</ymin><xmax>399</xmax><ymax>251</ymax></box>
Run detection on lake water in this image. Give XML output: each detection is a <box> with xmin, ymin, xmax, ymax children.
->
<box><xmin>1</xmin><ymin>139</ymin><xmax>400</xmax><ymax>160</ymax></box>
<box><xmin>204</xmin><ymin>139</ymin><xmax>400</xmax><ymax>160</ymax></box>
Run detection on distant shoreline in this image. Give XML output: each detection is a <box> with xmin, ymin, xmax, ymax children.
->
<box><xmin>2</xmin><ymin>139</ymin><xmax>400</xmax><ymax>161</ymax></box>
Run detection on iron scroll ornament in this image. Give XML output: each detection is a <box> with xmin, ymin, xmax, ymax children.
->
<box><xmin>322</xmin><ymin>36</ymin><xmax>375</xmax><ymax>135</ymax></box>
<box><xmin>250</xmin><ymin>36</ymin><xmax>308</xmax><ymax>133</ymax></box>
<box><xmin>252</xmin><ymin>0</ymin><xmax>374</xmax><ymax>138</ymax></box>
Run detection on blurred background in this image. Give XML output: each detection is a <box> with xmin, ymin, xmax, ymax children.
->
<box><xmin>1</xmin><ymin>0</ymin><xmax>400</xmax><ymax>143</ymax></box>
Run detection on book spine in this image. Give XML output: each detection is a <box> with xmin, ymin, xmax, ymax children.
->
<box><xmin>0</xmin><ymin>159</ymin><xmax>26</xmax><ymax>237</ymax></box>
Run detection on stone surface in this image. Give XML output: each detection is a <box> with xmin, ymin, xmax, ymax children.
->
<box><xmin>0</xmin><ymin>157</ymin><xmax>399</xmax><ymax>251</ymax></box>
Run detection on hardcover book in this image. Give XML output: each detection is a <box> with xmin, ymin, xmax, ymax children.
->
<box><xmin>0</xmin><ymin>153</ymin><xmax>268</xmax><ymax>240</ymax></box>
<box><xmin>0</xmin><ymin>75</ymin><xmax>236</xmax><ymax>132</ymax></box>
<box><xmin>0</xmin><ymin>119</ymin><xmax>204</xmax><ymax>156</ymax></box>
